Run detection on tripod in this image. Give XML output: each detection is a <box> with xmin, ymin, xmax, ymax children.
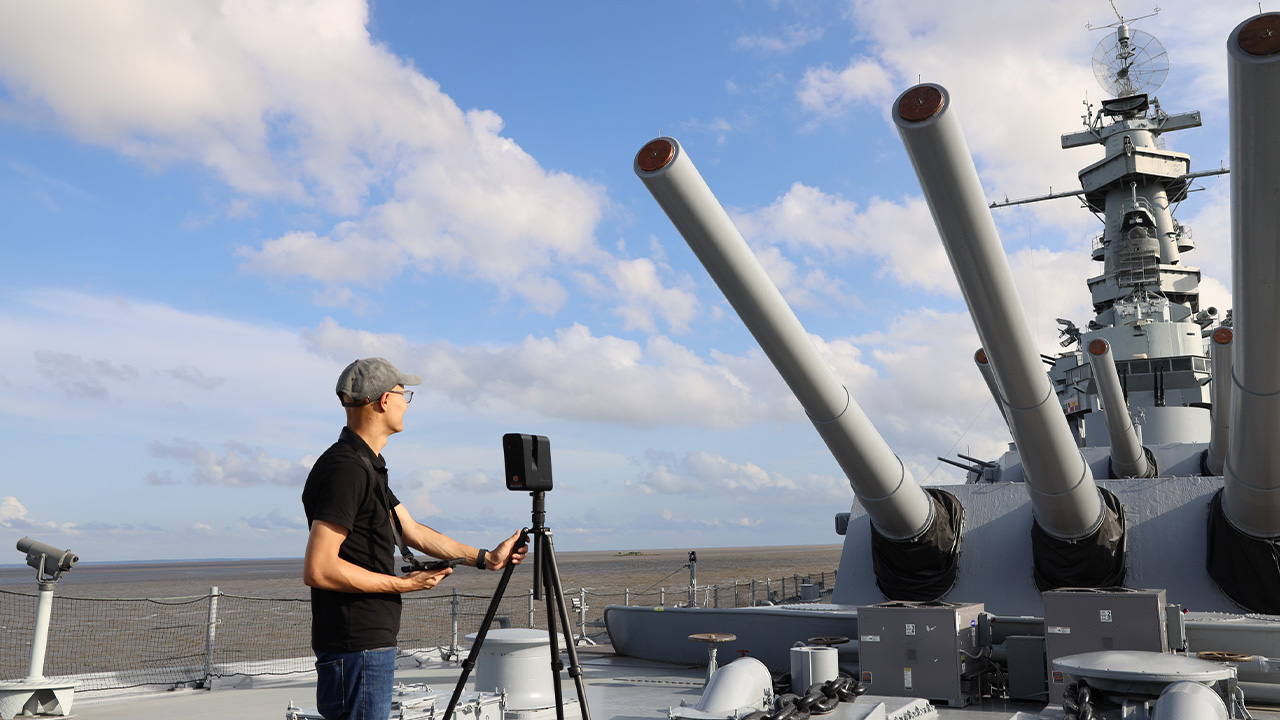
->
<box><xmin>442</xmin><ymin>491</ymin><xmax>592</xmax><ymax>720</ymax></box>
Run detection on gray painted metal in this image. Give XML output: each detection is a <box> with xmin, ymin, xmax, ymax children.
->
<box><xmin>856</xmin><ymin>601</ymin><xmax>983</xmax><ymax>706</ymax></box>
<box><xmin>634</xmin><ymin>138</ymin><xmax>934</xmax><ymax>541</ymax></box>
<box><xmin>1225</xmin><ymin>13</ymin><xmax>1280</xmax><ymax>539</ymax></box>
<box><xmin>604</xmin><ymin>603</ymin><xmax>862</xmax><ymax>672</ymax></box>
<box><xmin>1004</xmin><ymin>636</ymin><xmax>1047</xmax><ymax>702</ymax></box>
<box><xmin>832</xmin><ymin>477</ymin><xmax>1235</xmax><ymax>615</ymax></box>
<box><xmin>891</xmin><ymin>85</ymin><xmax>1104</xmax><ymax>541</ymax></box>
<box><xmin>973</xmin><ymin>349</ymin><xmax>1009</xmax><ymax>430</ymax></box>
<box><xmin>1086</xmin><ymin>340</ymin><xmax>1151</xmax><ymax>478</ymax></box>
<box><xmin>1207</xmin><ymin>329</ymin><xmax>1233</xmax><ymax>477</ymax></box>
<box><xmin>1152</xmin><ymin>682</ymin><xmax>1229</xmax><ymax>720</ymax></box>
<box><xmin>1052</xmin><ymin>649</ymin><xmax>1234</xmax><ymax>685</ymax></box>
<box><xmin>1041</xmin><ymin>589</ymin><xmax>1168</xmax><ymax>704</ymax></box>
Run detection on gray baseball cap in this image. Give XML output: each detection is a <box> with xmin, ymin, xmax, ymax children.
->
<box><xmin>336</xmin><ymin>358</ymin><xmax>422</xmax><ymax>407</ymax></box>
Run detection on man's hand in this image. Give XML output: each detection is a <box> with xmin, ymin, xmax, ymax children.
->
<box><xmin>400</xmin><ymin>566</ymin><xmax>454</xmax><ymax>592</ymax></box>
<box><xmin>486</xmin><ymin>529</ymin><xmax>529</xmax><ymax>570</ymax></box>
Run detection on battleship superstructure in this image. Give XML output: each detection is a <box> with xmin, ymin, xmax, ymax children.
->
<box><xmin>607</xmin><ymin>10</ymin><xmax>1280</xmax><ymax>720</ymax></box>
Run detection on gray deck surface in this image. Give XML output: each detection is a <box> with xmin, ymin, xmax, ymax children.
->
<box><xmin>65</xmin><ymin>645</ymin><xmax>1278</xmax><ymax>720</ymax></box>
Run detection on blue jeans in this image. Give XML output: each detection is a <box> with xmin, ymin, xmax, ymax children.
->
<box><xmin>314</xmin><ymin>647</ymin><xmax>397</xmax><ymax>720</ymax></box>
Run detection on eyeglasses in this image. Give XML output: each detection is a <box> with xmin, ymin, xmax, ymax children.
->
<box><xmin>387</xmin><ymin>390</ymin><xmax>413</xmax><ymax>404</ymax></box>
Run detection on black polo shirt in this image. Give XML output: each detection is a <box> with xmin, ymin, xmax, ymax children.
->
<box><xmin>302</xmin><ymin>427</ymin><xmax>402</xmax><ymax>652</ymax></box>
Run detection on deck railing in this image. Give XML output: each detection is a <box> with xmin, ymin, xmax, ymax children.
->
<box><xmin>0</xmin><ymin>570</ymin><xmax>834</xmax><ymax>695</ymax></box>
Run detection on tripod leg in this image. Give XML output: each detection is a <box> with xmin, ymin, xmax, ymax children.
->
<box><xmin>441</xmin><ymin>532</ymin><xmax>527</xmax><ymax>720</ymax></box>
<box><xmin>538</xmin><ymin>532</ymin><xmax>568</xmax><ymax>720</ymax></box>
<box><xmin>542</xmin><ymin>531</ymin><xmax>593</xmax><ymax>720</ymax></box>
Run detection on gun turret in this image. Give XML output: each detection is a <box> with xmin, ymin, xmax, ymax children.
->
<box><xmin>893</xmin><ymin>84</ymin><xmax>1126</xmax><ymax>590</ymax></box>
<box><xmin>1086</xmin><ymin>339</ymin><xmax>1154</xmax><ymax>478</ymax></box>
<box><xmin>636</xmin><ymin>137</ymin><xmax>961</xmax><ymax>599</ymax></box>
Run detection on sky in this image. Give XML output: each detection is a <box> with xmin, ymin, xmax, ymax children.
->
<box><xmin>0</xmin><ymin>1</ymin><xmax>1255</xmax><ymax>562</ymax></box>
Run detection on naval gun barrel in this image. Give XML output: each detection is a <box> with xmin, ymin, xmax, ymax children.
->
<box><xmin>1086</xmin><ymin>339</ymin><xmax>1154</xmax><ymax>478</ymax></box>
<box><xmin>1224</xmin><ymin>14</ymin><xmax>1280</xmax><ymax>539</ymax></box>
<box><xmin>893</xmin><ymin>84</ymin><xmax>1106</xmax><ymax>541</ymax></box>
<box><xmin>1202</xmin><ymin>13</ymin><xmax>1280</xmax><ymax>616</ymax></box>
<box><xmin>1204</xmin><ymin>327</ymin><xmax>1233</xmax><ymax>477</ymax></box>
<box><xmin>634</xmin><ymin>137</ymin><xmax>935</xmax><ymax>541</ymax></box>
<box><xmin>974</xmin><ymin>348</ymin><xmax>1010</xmax><ymax>429</ymax></box>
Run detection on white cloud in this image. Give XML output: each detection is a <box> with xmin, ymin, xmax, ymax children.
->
<box><xmin>149</xmin><ymin>438</ymin><xmax>312</xmax><ymax>487</ymax></box>
<box><xmin>630</xmin><ymin>449</ymin><xmax>799</xmax><ymax>495</ymax></box>
<box><xmin>838</xmin><ymin>308</ymin><xmax>1007</xmax><ymax>483</ymax></box>
<box><xmin>34</xmin><ymin>350</ymin><xmax>142</xmax><ymax>399</ymax></box>
<box><xmin>237</xmin><ymin>229</ymin><xmax>403</xmax><ymax>285</ymax></box>
<box><xmin>749</xmin><ymin>245</ymin><xmax>858</xmax><ymax>310</ymax></box>
<box><xmin>0</xmin><ymin>289</ymin><xmax>799</xmax><ymax>438</ymax></box>
<box><xmin>803</xmin><ymin>1</ymin><xmax>1246</xmax><ymax>236</ymax></box>
<box><xmin>0</xmin><ymin>289</ymin><xmax>338</xmax><ymax>445</ymax></box>
<box><xmin>605</xmin><ymin>258</ymin><xmax>700</xmax><ymax>334</ymax></box>
<box><xmin>0</xmin><ymin>1</ymin><xmax>607</xmax><ymax>313</ymax></box>
<box><xmin>733</xmin><ymin>182</ymin><xmax>956</xmax><ymax>296</ymax></box>
<box><xmin>1</xmin><ymin>496</ymin><xmax>31</xmax><ymax>524</ymax></box>
<box><xmin>306</xmin><ymin>318</ymin><xmax>791</xmax><ymax>429</ymax></box>
<box><xmin>738</xmin><ymin>25</ymin><xmax>825</xmax><ymax>54</ymax></box>
<box><xmin>677</xmin><ymin>117</ymin><xmax>736</xmax><ymax>146</ymax></box>
<box><xmin>797</xmin><ymin>58</ymin><xmax>895</xmax><ymax>117</ymax></box>
<box><xmin>0</xmin><ymin>496</ymin><xmax>77</xmax><ymax>535</ymax></box>
<box><xmin>999</xmin><ymin>244</ymin><xmax>1095</xmax><ymax>353</ymax></box>
<box><xmin>239</xmin><ymin>508</ymin><xmax>306</xmax><ymax>533</ymax></box>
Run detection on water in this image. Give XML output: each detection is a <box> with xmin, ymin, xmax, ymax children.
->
<box><xmin>0</xmin><ymin>544</ymin><xmax>843</xmax><ymax>600</ymax></box>
<box><xmin>0</xmin><ymin>544</ymin><xmax>844</xmax><ymax>687</ymax></box>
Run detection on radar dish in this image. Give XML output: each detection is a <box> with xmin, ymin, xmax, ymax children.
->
<box><xmin>1092</xmin><ymin>25</ymin><xmax>1169</xmax><ymax>98</ymax></box>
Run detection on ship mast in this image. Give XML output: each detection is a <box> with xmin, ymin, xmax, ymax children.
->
<box><xmin>1001</xmin><ymin>15</ymin><xmax>1225</xmax><ymax>452</ymax></box>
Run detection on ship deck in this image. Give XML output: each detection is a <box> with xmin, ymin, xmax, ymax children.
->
<box><xmin>63</xmin><ymin>643</ymin><xmax>1279</xmax><ymax>720</ymax></box>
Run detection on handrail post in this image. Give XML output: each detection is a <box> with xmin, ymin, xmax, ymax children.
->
<box><xmin>449</xmin><ymin>589</ymin><xmax>459</xmax><ymax>662</ymax></box>
<box><xmin>577</xmin><ymin>588</ymin><xmax>589</xmax><ymax>645</ymax></box>
<box><xmin>203</xmin><ymin>586</ymin><xmax>219</xmax><ymax>688</ymax></box>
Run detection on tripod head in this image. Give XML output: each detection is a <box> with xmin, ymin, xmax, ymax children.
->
<box><xmin>530</xmin><ymin>490</ymin><xmax>547</xmax><ymax>532</ymax></box>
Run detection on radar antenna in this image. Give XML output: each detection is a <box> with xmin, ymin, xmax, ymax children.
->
<box><xmin>1088</xmin><ymin>6</ymin><xmax>1168</xmax><ymax>98</ymax></box>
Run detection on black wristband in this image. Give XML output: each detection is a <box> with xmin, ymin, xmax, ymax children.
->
<box><xmin>475</xmin><ymin>549</ymin><xmax>488</xmax><ymax>570</ymax></box>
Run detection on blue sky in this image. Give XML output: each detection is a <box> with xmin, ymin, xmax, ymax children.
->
<box><xmin>0</xmin><ymin>1</ymin><xmax>1250</xmax><ymax>562</ymax></box>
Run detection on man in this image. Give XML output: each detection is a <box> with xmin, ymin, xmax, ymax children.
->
<box><xmin>302</xmin><ymin>357</ymin><xmax>527</xmax><ymax>720</ymax></box>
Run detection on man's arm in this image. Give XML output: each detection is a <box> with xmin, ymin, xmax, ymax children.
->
<box><xmin>303</xmin><ymin>519</ymin><xmax>451</xmax><ymax>593</ymax></box>
<box><xmin>393</xmin><ymin>504</ymin><xmax>528</xmax><ymax>570</ymax></box>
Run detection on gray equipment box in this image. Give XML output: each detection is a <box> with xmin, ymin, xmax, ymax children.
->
<box><xmin>1005</xmin><ymin>635</ymin><xmax>1047</xmax><ymax>702</ymax></box>
<box><xmin>1042</xmin><ymin>588</ymin><xmax>1168</xmax><ymax>703</ymax></box>
<box><xmin>857</xmin><ymin>601</ymin><xmax>984</xmax><ymax>707</ymax></box>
